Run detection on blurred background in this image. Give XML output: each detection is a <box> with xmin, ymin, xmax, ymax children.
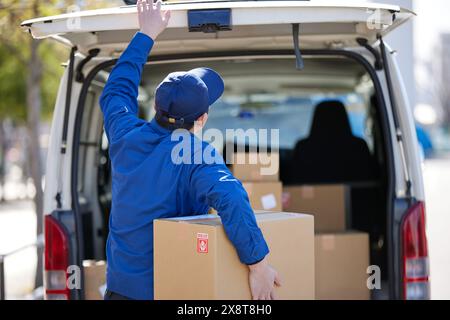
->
<box><xmin>0</xmin><ymin>0</ymin><xmax>449</xmax><ymax>299</ymax></box>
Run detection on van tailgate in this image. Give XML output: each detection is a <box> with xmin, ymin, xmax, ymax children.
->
<box><xmin>21</xmin><ymin>1</ymin><xmax>414</xmax><ymax>56</ymax></box>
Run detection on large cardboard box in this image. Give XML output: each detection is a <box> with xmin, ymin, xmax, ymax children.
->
<box><xmin>283</xmin><ymin>184</ymin><xmax>349</xmax><ymax>232</ymax></box>
<box><xmin>83</xmin><ymin>260</ymin><xmax>106</xmax><ymax>300</ymax></box>
<box><xmin>230</xmin><ymin>152</ymin><xmax>279</xmax><ymax>182</ymax></box>
<box><xmin>154</xmin><ymin>212</ymin><xmax>315</xmax><ymax>300</ymax></box>
<box><xmin>315</xmin><ymin>232</ymin><xmax>370</xmax><ymax>300</ymax></box>
<box><xmin>243</xmin><ymin>182</ymin><xmax>282</xmax><ymax>211</ymax></box>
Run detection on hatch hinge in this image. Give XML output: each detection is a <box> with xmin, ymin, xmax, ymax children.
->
<box><xmin>292</xmin><ymin>24</ymin><xmax>304</xmax><ymax>70</ymax></box>
<box><xmin>61</xmin><ymin>46</ymin><xmax>77</xmax><ymax>154</ymax></box>
<box><xmin>55</xmin><ymin>192</ymin><xmax>62</xmax><ymax>209</ymax></box>
<box><xmin>75</xmin><ymin>48</ymin><xmax>100</xmax><ymax>83</ymax></box>
<box><xmin>357</xmin><ymin>38</ymin><xmax>383</xmax><ymax>70</ymax></box>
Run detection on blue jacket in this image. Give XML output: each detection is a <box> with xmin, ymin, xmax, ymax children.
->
<box><xmin>99</xmin><ymin>32</ymin><xmax>269</xmax><ymax>300</ymax></box>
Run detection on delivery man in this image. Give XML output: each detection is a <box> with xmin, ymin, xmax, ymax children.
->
<box><xmin>100</xmin><ymin>0</ymin><xmax>281</xmax><ymax>300</ymax></box>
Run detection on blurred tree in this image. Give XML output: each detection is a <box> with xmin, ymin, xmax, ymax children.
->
<box><xmin>0</xmin><ymin>0</ymin><xmax>66</xmax><ymax>292</ymax></box>
<box><xmin>0</xmin><ymin>119</ymin><xmax>6</xmax><ymax>203</ymax></box>
<box><xmin>0</xmin><ymin>0</ymin><xmax>113</xmax><ymax>292</ymax></box>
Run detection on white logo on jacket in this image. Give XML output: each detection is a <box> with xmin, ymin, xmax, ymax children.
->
<box><xmin>218</xmin><ymin>170</ymin><xmax>237</xmax><ymax>182</ymax></box>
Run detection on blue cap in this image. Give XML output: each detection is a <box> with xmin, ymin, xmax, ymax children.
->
<box><xmin>155</xmin><ymin>67</ymin><xmax>224</xmax><ymax>127</ymax></box>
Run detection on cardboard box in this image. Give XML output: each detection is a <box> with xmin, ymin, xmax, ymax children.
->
<box><xmin>315</xmin><ymin>232</ymin><xmax>370</xmax><ymax>300</ymax></box>
<box><xmin>83</xmin><ymin>260</ymin><xmax>106</xmax><ymax>300</ymax></box>
<box><xmin>230</xmin><ymin>152</ymin><xmax>279</xmax><ymax>182</ymax></box>
<box><xmin>243</xmin><ymin>182</ymin><xmax>282</xmax><ymax>211</ymax></box>
<box><xmin>283</xmin><ymin>185</ymin><xmax>349</xmax><ymax>232</ymax></box>
<box><xmin>154</xmin><ymin>212</ymin><xmax>315</xmax><ymax>300</ymax></box>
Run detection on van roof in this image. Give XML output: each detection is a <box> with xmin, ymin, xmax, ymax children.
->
<box><xmin>21</xmin><ymin>1</ymin><xmax>414</xmax><ymax>56</ymax></box>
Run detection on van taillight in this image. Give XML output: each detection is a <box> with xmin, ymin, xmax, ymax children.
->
<box><xmin>44</xmin><ymin>215</ymin><xmax>70</xmax><ymax>300</ymax></box>
<box><xmin>402</xmin><ymin>202</ymin><xmax>430</xmax><ymax>300</ymax></box>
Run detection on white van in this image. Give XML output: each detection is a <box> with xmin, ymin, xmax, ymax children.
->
<box><xmin>21</xmin><ymin>0</ymin><xmax>428</xmax><ymax>300</ymax></box>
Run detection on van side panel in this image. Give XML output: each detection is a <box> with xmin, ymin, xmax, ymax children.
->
<box><xmin>44</xmin><ymin>56</ymin><xmax>84</xmax><ymax>214</ymax></box>
<box><xmin>44</xmin><ymin>68</ymin><xmax>68</xmax><ymax>214</ymax></box>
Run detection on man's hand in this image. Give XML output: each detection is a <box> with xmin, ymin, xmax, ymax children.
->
<box><xmin>137</xmin><ymin>0</ymin><xmax>171</xmax><ymax>41</ymax></box>
<box><xmin>248</xmin><ymin>256</ymin><xmax>282</xmax><ymax>300</ymax></box>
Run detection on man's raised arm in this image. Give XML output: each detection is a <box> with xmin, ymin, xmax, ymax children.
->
<box><xmin>99</xmin><ymin>0</ymin><xmax>170</xmax><ymax>142</ymax></box>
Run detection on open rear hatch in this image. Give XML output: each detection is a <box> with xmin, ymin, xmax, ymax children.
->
<box><xmin>21</xmin><ymin>0</ymin><xmax>414</xmax><ymax>57</ymax></box>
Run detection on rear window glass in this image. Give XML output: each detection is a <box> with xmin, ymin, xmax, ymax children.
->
<box><xmin>205</xmin><ymin>92</ymin><xmax>369</xmax><ymax>150</ymax></box>
<box><xmin>138</xmin><ymin>57</ymin><xmax>375</xmax><ymax>152</ymax></box>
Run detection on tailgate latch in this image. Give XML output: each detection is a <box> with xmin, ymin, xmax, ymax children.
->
<box><xmin>188</xmin><ymin>9</ymin><xmax>232</xmax><ymax>33</ymax></box>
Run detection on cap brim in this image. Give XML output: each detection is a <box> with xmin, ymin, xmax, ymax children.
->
<box><xmin>188</xmin><ymin>67</ymin><xmax>224</xmax><ymax>106</ymax></box>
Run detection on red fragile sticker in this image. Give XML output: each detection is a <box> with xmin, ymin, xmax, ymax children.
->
<box><xmin>197</xmin><ymin>233</ymin><xmax>208</xmax><ymax>253</ymax></box>
<box><xmin>282</xmin><ymin>191</ymin><xmax>291</xmax><ymax>209</ymax></box>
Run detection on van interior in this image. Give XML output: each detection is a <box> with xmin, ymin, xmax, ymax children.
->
<box><xmin>76</xmin><ymin>54</ymin><xmax>390</xmax><ymax>299</ymax></box>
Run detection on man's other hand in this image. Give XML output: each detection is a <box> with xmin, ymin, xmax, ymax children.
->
<box><xmin>248</xmin><ymin>256</ymin><xmax>282</xmax><ymax>300</ymax></box>
<box><xmin>137</xmin><ymin>0</ymin><xmax>171</xmax><ymax>41</ymax></box>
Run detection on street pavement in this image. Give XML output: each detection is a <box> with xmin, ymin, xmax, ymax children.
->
<box><xmin>0</xmin><ymin>200</ymin><xmax>37</xmax><ymax>299</ymax></box>
<box><xmin>423</xmin><ymin>158</ymin><xmax>450</xmax><ymax>300</ymax></box>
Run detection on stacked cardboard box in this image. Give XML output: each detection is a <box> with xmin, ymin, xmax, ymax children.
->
<box><xmin>242</xmin><ymin>181</ymin><xmax>282</xmax><ymax>211</ymax></box>
<box><xmin>154</xmin><ymin>211</ymin><xmax>315</xmax><ymax>300</ymax></box>
<box><xmin>282</xmin><ymin>184</ymin><xmax>370</xmax><ymax>300</ymax></box>
<box><xmin>283</xmin><ymin>184</ymin><xmax>349</xmax><ymax>232</ymax></box>
<box><xmin>231</xmin><ymin>152</ymin><xmax>282</xmax><ymax>211</ymax></box>
<box><xmin>230</xmin><ymin>152</ymin><xmax>279</xmax><ymax>182</ymax></box>
<box><xmin>83</xmin><ymin>260</ymin><xmax>106</xmax><ymax>300</ymax></box>
<box><xmin>153</xmin><ymin>150</ymin><xmax>369</xmax><ymax>300</ymax></box>
<box><xmin>315</xmin><ymin>232</ymin><xmax>370</xmax><ymax>300</ymax></box>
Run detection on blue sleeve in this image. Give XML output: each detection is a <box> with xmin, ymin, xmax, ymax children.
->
<box><xmin>189</xmin><ymin>150</ymin><xmax>270</xmax><ymax>265</ymax></box>
<box><xmin>99</xmin><ymin>32</ymin><xmax>154</xmax><ymax>142</ymax></box>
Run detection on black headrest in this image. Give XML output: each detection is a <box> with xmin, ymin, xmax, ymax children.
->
<box><xmin>309</xmin><ymin>100</ymin><xmax>353</xmax><ymax>140</ymax></box>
